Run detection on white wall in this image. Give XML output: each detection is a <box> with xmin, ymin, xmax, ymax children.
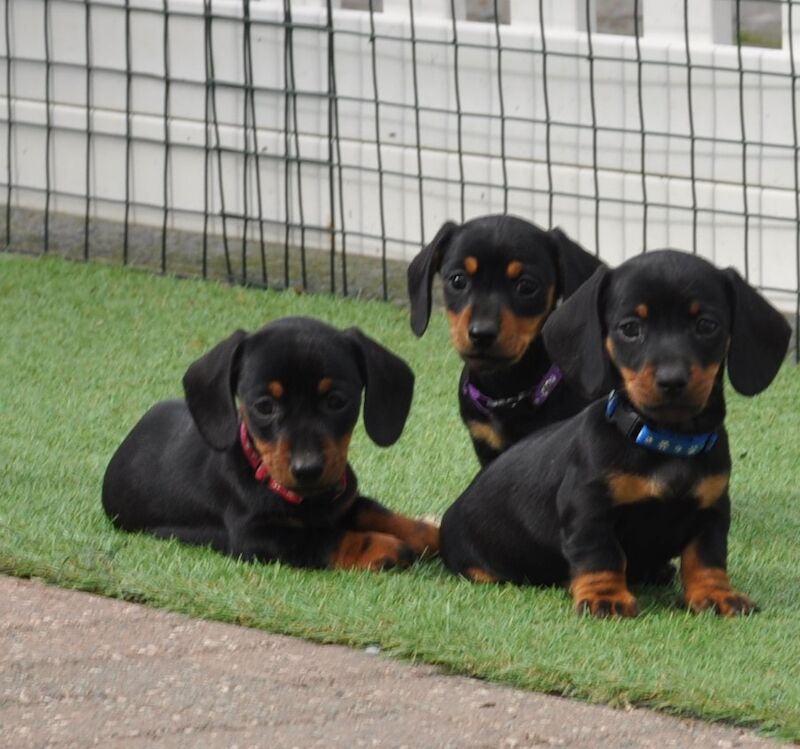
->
<box><xmin>1</xmin><ymin>0</ymin><xmax>799</xmax><ymax>308</ymax></box>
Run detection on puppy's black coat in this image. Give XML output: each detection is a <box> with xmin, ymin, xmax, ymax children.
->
<box><xmin>440</xmin><ymin>251</ymin><xmax>790</xmax><ymax>616</ymax></box>
<box><xmin>102</xmin><ymin>317</ymin><xmax>439</xmax><ymax>570</ymax></box>
<box><xmin>408</xmin><ymin>214</ymin><xmax>603</xmax><ymax>465</ymax></box>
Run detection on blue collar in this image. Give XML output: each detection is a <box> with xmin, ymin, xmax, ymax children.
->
<box><xmin>605</xmin><ymin>391</ymin><xmax>718</xmax><ymax>457</ymax></box>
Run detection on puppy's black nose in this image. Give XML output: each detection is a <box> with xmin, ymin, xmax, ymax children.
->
<box><xmin>655</xmin><ymin>363</ymin><xmax>689</xmax><ymax>396</ymax></box>
<box><xmin>291</xmin><ymin>454</ymin><xmax>324</xmax><ymax>483</ymax></box>
<box><xmin>468</xmin><ymin>320</ymin><xmax>498</xmax><ymax>349</ymax></box>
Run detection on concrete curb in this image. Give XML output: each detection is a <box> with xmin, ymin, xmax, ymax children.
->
<box><xmin>0</xmin><ymin>575</ymin><xmax>784</xmax><ymax>748</ymax></box>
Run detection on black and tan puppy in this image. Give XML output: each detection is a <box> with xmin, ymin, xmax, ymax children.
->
<box><xmin>408</xmin><ymin>214</ymin><xmax>602</xmax><ymax>465</ymax></box>
<box><xmin>440</xmin><ymin>250</ymin><xmax>790</xmax><ymax>616</ymax></box>
<box><xmin>102</xmin><ymin>317</ymin><xmax>439</xmax><ymax>570</ymax></box>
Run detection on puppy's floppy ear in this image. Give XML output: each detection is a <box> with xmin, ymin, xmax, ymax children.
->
<box><xmin>345</xmin><ymin>328</ymin><xmax>415</xmax><ymax>447</ymax></box>
<box><xmin>183</xmin><ymin>329</ymin><xmax>248</xmax><ymax>450</ymax></box>
<box><xmin>724</xmin><ymin>268</ymin><xmax>790</xmax><ymax>395</ymax></box>
<box><xmin>548</xmin><ymin>227</ymin><xmax>604</xmax><ymax>299</ymax></box>
<box><xmin>542</xmin><ymin>265</ymin><xmax>612</xmax><ymax>400</ymax></box>
<box><xmin>407</xmin><ymin>221</ymin><xmax>459</xmax><ymax>337</ymax></box>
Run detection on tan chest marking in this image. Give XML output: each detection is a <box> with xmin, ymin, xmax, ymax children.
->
<box><xmin>467</xmin><ymin>420</ymin><xmax>505</xmax><ymax>451</ymax></box>
<box><xmin>608</xmin><ymin>471</ymin><xmax>730</xmax><ymax>508</ymax></box>
<box><xmin>607</xmin><ymin>472</ymin><xmax>668</xmax><ymax>506</ymax></box>
<box><xmin>692</xmin><ymin>473</ymin><xmax>729</xmax><ymax>509</ymax></box>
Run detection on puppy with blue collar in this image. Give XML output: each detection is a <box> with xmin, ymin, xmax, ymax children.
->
<box><xmin>440</xmin><ymin>250</ymin><xmax>790</xmax><ymax>617</ymax></box>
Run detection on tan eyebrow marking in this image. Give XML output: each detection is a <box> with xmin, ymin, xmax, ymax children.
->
<box><xmin>506</xmin><ymin>261</ymin><xmax>523</xmax><ymax>280</ymax></box>
<box><xmin>268</xmin><ymin>381</ymin><xmax>284</xmax><ymax>399</ymax></box>
<box><xmin>635</xmin><ymin>304</ymin><xmax>648</xmax><ymax>319</ymax></box>
<box><xmin>318</xmin><ymin>378</ymin><xmax>333</xmax><ymax>395</ymax></box>
<box><xmin>689</xmin><ymin>301</ymin><xmax>701</xmax><ymax>316</ymax></box>
<box><xmin>464</xmin><ymin>256</ymin><xmax>479</xmax><ymax>275</ymax></box>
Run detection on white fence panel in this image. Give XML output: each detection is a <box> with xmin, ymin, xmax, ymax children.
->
<box><xmin>0</xmin><ymin>0</ymin><xmax>798</xmax><ymax>308</ymax></box>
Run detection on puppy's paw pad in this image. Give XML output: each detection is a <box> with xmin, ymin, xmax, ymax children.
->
<box><xmin>333</xmin><ymin>531</ymin><xmax>416</xmax><ymax>572</ymax></box>
<box><xmin>576</xmin><ymin>594</ymin><xmax>640</xmax><ymax>619</ymax></box>
<box><xmin>687</xmin><ymin>589</ymin><xmax>757</xmax><ymax>616</ymax></box>
<box><xmin>382</xmin><ymin>542</ymin><xmax>417</xmax><ymax>570</ymax></box>
<box><xmin>366</xmin><ymin>539</ymin><xmax>417</xmax><ymax>571</ymax></box>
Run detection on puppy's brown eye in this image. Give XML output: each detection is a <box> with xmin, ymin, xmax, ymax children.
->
<box><xmin>695</xmin><ymin>317</ymin><xmax>719</xmax><ymax>336</ymax></box>
<box><xmin>619</xmin><ymin>320</ymin><xmax>643</xmax><ymax>340</ymax></box>
<box><xmin>325</xmin><ymin>392</ymin><xmax>348</xmax><ymax>412</ymax></box>
<box><xmin>252</xmin><ymin>396</ymin><xmax>277</xmax><ymax>418</ymax></box>
<box><xmin>515</xmin><ymin>278</ymin><xmax>539</xmax><ymax>297</ymax></box>
<box><xmin>449</xmin><ymin>272</ymin><xmax>468</xmax><ymax>291</ymax></box>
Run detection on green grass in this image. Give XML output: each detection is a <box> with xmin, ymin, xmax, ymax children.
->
<box><xmin>2</xmin><ymin>252</ymin><xmax>800</xmax><ymax>740</ymax></box>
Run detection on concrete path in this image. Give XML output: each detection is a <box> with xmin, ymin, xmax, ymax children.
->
<box><xmin>0</xmin><ymin>575</ymin><xmax>784</xmax><ymax>748</ymax></box>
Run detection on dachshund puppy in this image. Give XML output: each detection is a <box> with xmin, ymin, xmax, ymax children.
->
<box><xmin>408</xmin><ymin>214</ymin><xmax>602</xmax><ymax>465</ymax></box>
<box><xmin>440</xmin><ymin>250</ymin><xmax>790</xmax><ymax>616</ymax></box>
<box><xmin>103</xmin><ymin>317</ymin><xmax>439</xmax><ymax>570</ymax></box>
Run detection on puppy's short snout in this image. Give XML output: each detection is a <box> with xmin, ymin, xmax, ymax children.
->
<box><xmin>468</xmin><ymin>319</ymin><xmax>498</xmax><ymax>349</ymax></box>
<box><xmin>655</xmin><ymin>362</ymin><xmax>690</xmax><ymax>397</ymax></box>
<box><xmin>290</xmin><ymin>451</ymin><xmax>325</xmax><ymax>484</ymax></box>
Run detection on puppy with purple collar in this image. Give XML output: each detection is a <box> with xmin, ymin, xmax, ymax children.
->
<box><xmin>408</xmin><ymin>214</ymin><xmax>603</xmax><ymax>466</ymax></box>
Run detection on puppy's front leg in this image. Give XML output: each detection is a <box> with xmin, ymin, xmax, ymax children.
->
<box><xmin>681</xmin><ymin>497</ymin><xmax>756</xmax><ymax>616</ymax></box>
<box><xmin>233</xmin><ymin>525</ymin><xmax>415</xmax><ymax>572</ymax></box>
<box><xmin>347</xmin><ymin>496</ymin><xmax>440</xmax><ymax>557</ymax></box>
<box><xmin>558</xmin><ymin>476</ymin><xmax>639</xmax><ymax>618</ymax></box>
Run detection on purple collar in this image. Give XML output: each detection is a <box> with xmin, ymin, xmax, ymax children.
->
<box><xmin>463</xmin><ymin>365</ymin><xmax>564</xmax><ymax>416</ymax></box>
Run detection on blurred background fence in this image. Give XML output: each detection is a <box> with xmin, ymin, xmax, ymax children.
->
<box><xmin>1</xmin><ymin>0</ymin><xmax>798</xmax><ymax>354</ymax></box>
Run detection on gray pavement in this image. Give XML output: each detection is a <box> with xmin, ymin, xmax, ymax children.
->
<box><xmin>0</xmin><ymin>575</ymin><xmax>786</xmax><ymax>748</ymax></box>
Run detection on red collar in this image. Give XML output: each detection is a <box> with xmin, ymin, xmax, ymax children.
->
<box><xmin>238</xmin><ymin>422</ymin><xmax>347</xmax><ymax>505</ymax></box>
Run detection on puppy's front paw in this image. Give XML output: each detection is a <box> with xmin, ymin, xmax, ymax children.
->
<box><xmin>685</xmin><ymin>588</ymin><xmax>758</xmax><ymax>616</ymax></box>
<box><xmin>681</xmin><ymin>555</ymin><xmax>758</xmax><ymax>616</ymax></box>
<box><xmin>353</xmin><ymin>505</ymin><xmax>440</xmax><ymax>558</ymax></box>
<box><xmin>331</xmin><ymin>531</ymin><xmax>416</xmax><ymax>571</ymax></box>
<box><xmin>571</xmin><ymin>571</ymin><xmax>639</xmax><ymax>618</ymax></box>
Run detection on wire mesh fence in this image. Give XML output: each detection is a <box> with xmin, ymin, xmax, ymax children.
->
<box><xmin>0</xmin><ymin>0</ymin><xmax>798</xmax><ymax>356</ymax></box>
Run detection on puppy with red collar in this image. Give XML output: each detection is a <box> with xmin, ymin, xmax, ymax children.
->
<box><xmin>408</xmin><ymin>214</ymin><xmax>603</xmax><ymax>466</ymax></box>
<box><xmin>440</xmin><ymin>250</ymin><xmax>790</xmax><ymax>616</ymax></box>
<box><xmin>103</xmin><ymin>317</ymin><xmax>439</xmax><ymax>570</ymax></box>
